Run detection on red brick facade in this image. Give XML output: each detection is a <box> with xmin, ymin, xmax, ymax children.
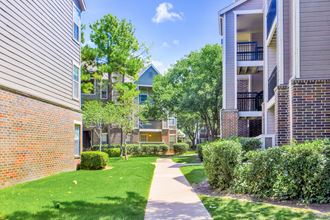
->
<box><xmin>290</xmin><ymin>79</ymin><xmax>330</xmax><ymax>142</ymax></box>
<box><xmin>0</xmin><ymin>89</ymin><xmax>82</xmax><ymax>188</ymax></box>
<box><xmin>275</xmin><ymin>85</ymin><xmax>290</xmax><ymax>145</ymax></box>
<box><xmin>220</xmin><ymin>109</ymin><xmax>239</xmax><ymax>138</ymax></box>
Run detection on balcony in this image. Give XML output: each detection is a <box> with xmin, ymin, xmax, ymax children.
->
<box><xmin>237</xmin><ymin>92</ymin><xmax>263</xmax><ymax>112</ymax></box>
<box><xmin>139</xmin><ymin>121</ymin><xmax>162</xmax><ymax>130</ymax></box>
<box><xmin>237</xmin><ymin>42</ymin><xmax>263</xmax><ymax>61</ymax></box>
<box><xmin>267</xmin><ymin>0</ymin><xmax>277</xmax><ymax>37</ymax></box>
<box><xmin>268</xmin><ymin>67</ymin><xmax>277</xmax><ymax>100</ymax></box>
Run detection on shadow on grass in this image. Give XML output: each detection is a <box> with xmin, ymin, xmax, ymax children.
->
<box><xmin>4</xmin><ymin>192</ymin><xmax>146</xmax><ymax>220</ymax></box>
<box><xmin>181</xmin><ymin>166</ymin><xmax>206</xmax><ymax>185</ymax></box>
<box><xmin>202</xmin><ymin>196</ymin><xmax>323</xmax><ymax>220</ymax></box>
<box><xmin>173</xmin><ymin>155</ymin><xmax>201</xmax><ymax>164</ymax></box>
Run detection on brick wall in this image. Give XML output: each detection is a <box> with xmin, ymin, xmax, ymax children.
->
<box><xmin>275</xmin><ymin>85</ymin><xmax>290</xmax><ymax>145</ymax></box>
<box><xmin>290</xmin><ymin>79</ymin><xmax>330</xmax><ymax>142</ymax></box>
<box><xmin>0</xmin><ymin>89</ymin><xmax>82</xmax><ymax>188</ymax></box>
<box><xmin>238</xmin><ymin>119</ymin><xmax>249</xmax><ymax>137</ymax></box>
<box><xmin>220</xmin><ymin>109</ymin><xmax>238</xmax><ymax>138</ymax></box>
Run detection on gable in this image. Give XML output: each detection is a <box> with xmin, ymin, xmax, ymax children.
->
<box><xmin>137</xmin><ymin>66</ymin><xmax>160</xmax><ymax>86</ymax></box>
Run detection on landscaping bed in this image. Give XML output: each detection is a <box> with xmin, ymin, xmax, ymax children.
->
<box><xmin>0</xmin><ymin>157</ymin><xmax>156</xmax><ymax>220</ymax></box>
<box><xmin>179</xmin><ymin>154</ymin><xmax>330</xmax><ymax>219</ymax></box>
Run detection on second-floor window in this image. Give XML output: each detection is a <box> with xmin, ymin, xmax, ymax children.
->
<box><xmin>168</xmin><ymin>118</ymin><xmax>176</xmax><ymax>126</ymax></box>
<box><xmin>100</xmin><ymin>82</ymin><xmax>108</xmax><ymax>100</ymax></box>
<box><xmin>73</xmin><ymin>64</ymin><xmax>80</xmax><ymax>100</ymax></box>
<box><xmin>139</xmin><ymin>94</ymin><xmax>148</xmax><ymax>104</ymax></box>
<box><xmin>73</xmin><ymin>2</ymin><xmax>81</xmax><ymax>42</ymax></box>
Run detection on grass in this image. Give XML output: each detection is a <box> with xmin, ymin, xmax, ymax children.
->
<box><xmin>180</xmin><ymin>164</ymin><xmax>329</xmax><ymax>220</ymax></box>
<box><xmin>172</xmin><ymin>153</ymin><xmax>201</xmax><ymax>164</ymax></box>
<box><xmin>0</xmin><ymin>157</ymin><xmax>156</xmax><ymax>220</ymax></box>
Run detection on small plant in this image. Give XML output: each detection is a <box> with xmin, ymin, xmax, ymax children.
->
<box><xmin>173</xmin><ymin>143</ymin><xmax>189</xmax><ymax>155</ymax></box>
<box><xmin>104</xmin><ymin>148</ymin><xmax>121</xmax><ymax>157</ymax></box>
<box><xmin>80</xmin><ymin>151</ymin><xmax>109</xmax><ymax>170</ymax></box>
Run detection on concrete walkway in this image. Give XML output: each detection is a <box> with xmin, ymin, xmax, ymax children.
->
<box><xmin>145</xmin><ymin>158</ymin><xmax>212</xmax><ymax>220</ymax></box>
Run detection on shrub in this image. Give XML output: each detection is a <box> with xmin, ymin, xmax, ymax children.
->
<box><xmin>238</xmin><ymin>137</ymin><xmax>262</xmax><ymax>152</ymax></box>
<box><xmin>197</xmin><ymin>143</ymin><xmax>206</xmax><ymax>161</ymax></box>
<box><xmin>104</xmin><ymin>148</ymin><xmax>121</xmax><ymax>157</ymax></box>
<box><xmin>203</xmin><ymin>140</ymin><xmax>242</xmax><ymax>190</ymax></box>
<box><xmin>173</xmin><ymin>143</ymin><xmax>189</xmax><ymax>155</ymax></box>
<box><xmin>233</xmin><ymin>139</ymin><xmax>330</xmax><ymax>203</ymax></box>
<box><xmin>80</xmin><ymin>151</ymin><xmax>109</xmax><ymax>170</ymax></box>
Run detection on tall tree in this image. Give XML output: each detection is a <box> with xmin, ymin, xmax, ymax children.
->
<box><xmin>147</xmin><ymin>44</ymin><xmax>222</xmax><ymax>141</ymax></box>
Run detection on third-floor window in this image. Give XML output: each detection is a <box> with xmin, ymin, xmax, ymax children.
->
<box><xmin>73</xmin><ymin>2</ymin><xmax>81</xmax><ymax>42</ymax></box>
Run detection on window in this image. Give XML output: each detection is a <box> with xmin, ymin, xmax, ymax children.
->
<box><xmin>73</xmin><ymin>64</ymin><xmax>80</xmax><ymax>100</ymax></box>
<box><xmin>168</xmin><ymin>118</ymin><xmax>176</xmax><ymax>126</ymax></box>
<box><xmin>139</xmin><ymin>94</ymin><xmax>148</xmax><ymax>104</ymax></box>
<box><xmin>100</xmin><ymin>82</ymin><xmax>108</xmax><ymax>99</ymax></box>
<box><xmin>101</xmin><ymin>133</ymin><xmax>108</xmax><ymax>145</ymax></box>
<box><xmin>73</xmin><ymin>3</ymin><xmax>81</xmax><ymax>42</ymax></box>
<box><xmin>140</xmin><ymin>134</ymin><xmax>147</xmax><ymax>142</ymax></box>
<box><xmin>219</xmin><ymin>17</ymin><xmax>224</xmax><ymax>37</ymax></box>
<box><xmin>74</xmin><ymin>124</ymin><xmax>81</xmax><ymax>156</ymax></box>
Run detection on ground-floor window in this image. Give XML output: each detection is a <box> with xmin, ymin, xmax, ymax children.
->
<box><xmin>101</xmin><ymin>133</ymin><xmax>108</xmax><ymax>145</ymax></box>
<box><xmin>74</xmin><ymin>124</ymin><xmax>81</xmax><ymax>156</ymax></box>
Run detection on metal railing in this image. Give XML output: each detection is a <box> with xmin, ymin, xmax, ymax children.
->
<box><xmin>237</xmin><ymin>42</ymin><xmax>263</xmax><ymax>61</ymax></box>
<box><xmin>268</xmin><ymin>67</ymin><xmax>277</xmax><ymax>100</ymax></box>
<box><xmin>267</xmin><ymin>0</ymin><xmax>277</xmax><ymax>37</ymax></box>
<box><xmin>139</xmin><ymin>120</ymin><xmax>162</xmax><ymax>129</ymax></box>
<box><xmin>237</xmin><ymin>92</ymin><xmax>263</xmax><ymax>111</ymax></box>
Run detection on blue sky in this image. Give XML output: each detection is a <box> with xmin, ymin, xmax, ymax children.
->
<box><xmin>82</xmin><ymin>0</ymin><xmax>232</xmax><ymax>73</ymax></box>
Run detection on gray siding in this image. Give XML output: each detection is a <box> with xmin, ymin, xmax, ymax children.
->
<box><xmin>0</xmin><ymin>0</ymin><xmax>81</xmax><ymax>110</ymax></box>
<box><xmin>283</xmin><ymin>0</ymin><xmax>292</xmax><ymax>83</ymax></box>
<box><xmin>300</xmin><ymin>0</ymin><xmax>330</xmax><ymax>79</ymax></box>
<box><xmin>224</xmin><ymin>0</ymin><xmax>264</xmax><ymax>109</ymax></box>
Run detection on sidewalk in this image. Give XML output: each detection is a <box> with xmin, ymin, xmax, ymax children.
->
<box><xmin>144</xmin><ymin>158</ymin><xmax>212</xmax><ymax>220</ymax></box>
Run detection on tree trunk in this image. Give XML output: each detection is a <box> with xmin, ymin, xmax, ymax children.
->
<box><xmin>99</xmin><ymin>128</ymin><xmax>102</xmax><ymax>152</ymax></box>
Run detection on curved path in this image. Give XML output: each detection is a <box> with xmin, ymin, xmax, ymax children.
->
<box><xmin>144</xmin><ymin>158</ymin><xmax>212</xmax><ymax>220</ymax></box>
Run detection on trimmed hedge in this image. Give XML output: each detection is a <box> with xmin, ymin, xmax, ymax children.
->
<box><xmin>173</xmin><ymin>143</ymin><xmax>189</xmax><ymax>155</ymax></box>
<box><xmin>238</xmin><ymin>137</ymin><xmax>262</xmax><ymax>152</ymax></box>
<box><xmin>233</xmin><ymin>140</ymin><xmax>330</xmax><ymax>203</ymax></box>
<box><xmin>197</xmin><ymin>143</ymin><xmax>206</xmax><ymax>161</ymax></box>
<box><xmin>104</xmin><ymin>148</ymin><xmax>121</xmax><ymax>157</ymax></box>
<box><xmin>80</xmin><ymin>151</ymin><xmax>109</xmax><ymax>170</ymax></box>
<box><xmin>203</xmin><ymin>140</ymin><xmax>242</xmax><ymax>190</ymax></box>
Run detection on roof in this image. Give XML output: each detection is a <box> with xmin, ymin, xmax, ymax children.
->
<box><xmin>78</xmin><ymin>0</ymin><xmax>87</xmax><ymax>11</ymax></box>
<box><xmin>137</xmin><ymin>64</ymin><xmax>161</xmax><ymax>86</ymax></box>
<box><xmin>218</xmin><ymin>0</ymin><xmax>248</xmax><ymax>16</ymax></box>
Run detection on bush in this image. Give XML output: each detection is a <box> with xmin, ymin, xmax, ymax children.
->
<box><xmin>173</xmin><ymin>143</ymin><xmax>189</xmax><ymax>155</ymax></box>
<box><xmin>197</xmin><ymin>143</ymin><xmax>206</xmax><ymax>161</ymax></box>
<box><xmin>104</xmin><ymin>148</ymin><xmax>121</xmax><ymax>157</ymax></box>
<box><xmin>203</xmin><ymin>140</ymin><xmax>242</xmax><ymax>190</ymax></box>
<box><xmin>238</xmin><ymin>137</ymin><xmax>262</xmax><ymax>152</ymax></box>
<box><xmin>80</xmin><ymin>151</ymin><xmax>109</xmax><ymax>170</ymax></box>
<box><xmin>233</xmin><ymin>140</ymin><xmax>330</xmax><ymax>203</ymax></box>
<box><xmin>124</xmin><ymin>143</ymin><xmax>169</xmax><ymax>156</ymax></box>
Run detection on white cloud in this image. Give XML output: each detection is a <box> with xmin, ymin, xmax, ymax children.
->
<box><xmin>152</xmin><ymin>60</ymin><xmax>169</xmax><ymax>74</ymax></box>
<box><xmin>152</xmin><ymin>2</ymin><xmax>183</xmax><ymax>24</ymax></box>
<box><xmin>172</xmin><ymin>40</ymin><xmax>180</xmax><ymax>46</ymax></box>
<box><xmin>162</xmin><ymin>42</ymin><xmax>170</xmax><ymax>48</ymax></box>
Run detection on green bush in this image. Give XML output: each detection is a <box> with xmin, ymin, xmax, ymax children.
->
<box><xmin>123</xmin><ymin>143</ymin><xmax>168</xmax><ymax>156</ymax></box>
<box><xmin>238</xmin><ymin>137</ymin><xmax>262</xmax><ymax>152</ymax></box>
<box><xmin>203</xmin><ymin>140</ymin><xmax>242</xmax><ymax>190</ymax></box>
<box><xmin>197</xmin><ymin>143</ymin><xmax>206</xmax><ymax>161</ymax></box>
<box><xmin>233</xmin><ymin>140</ymin><xmax>330</xmax><ymax>203</ymax></box>
<box><xmin>104</xmin><ymin>148</ymin><xmax>121</xmax><ymax>157</ymax></box>
<box><xmin>173</xmin><ymin>143</ymin><xmax>189</xmax><ymax>155</ymax></box>
<box><xmin>80</xmin><ymin>151</ymin><xmax>109</xmax><ymax>170</ymax></box>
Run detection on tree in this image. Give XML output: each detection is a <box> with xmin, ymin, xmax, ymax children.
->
<box><xmin>111</xmin><ymin>83</ymin><xmax>142</xmax><ymax>159</ymax></box>
<box><xmin>147</xmin><ymin>44</ymin><xmax>222</xmax><ymax>141</ymax></box>
<box><xmin>83</xmin><ymin>101</ymin><xmax>115</xmax><ymax>151</ymax></box>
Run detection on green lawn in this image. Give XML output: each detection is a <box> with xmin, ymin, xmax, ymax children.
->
<box><xmin>172</xmin><ymin>153</ymin><xmax>201</xmax><ymax>164</ymax></box>
<box><xmin>0</xmin><ymin>157</ymin><xmax>156</xmax><ymax>220</ymax></box>
<box><xmin>179</xmin><ymin>163</ymin><xmax>329</xmax><ymax>220</ymax></box>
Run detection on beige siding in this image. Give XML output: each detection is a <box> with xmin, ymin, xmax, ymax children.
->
<box><xmin>283</xmin><ymin>0</ymin><xmax>292</xmax><ymax>83</ymax></box>
<box><xmin>0</xmin><ymin>0</ymin><xmax>81</xmax><ymax>110</ymax></box>
<box><xmin>300</xmin><ymin>0</ymin><xmax>330</xmax><ymax>79</ymax></box>
<box><xmin>224</xmin><ymin>0</ymin><xmax>264</xmax><ymax>109</ymax></box>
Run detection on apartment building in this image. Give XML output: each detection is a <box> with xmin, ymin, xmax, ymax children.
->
<box><xmin>82</xmin><ymin>65</ymin><xmax>178</xmax><ymax>148</ymax></box>
<box><xmin>0</xmin><ymin>0</ymin><xmax>86</xmax><ymax>187</ymax></box>
<box><xmin>219</xmin><ymin>0</ymin><xmax>330</xmax><ymax>147</ymax></box>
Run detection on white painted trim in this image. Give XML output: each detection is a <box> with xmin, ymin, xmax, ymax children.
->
<box><xmin>234</xmin><ymin>9</ymin><xmax>263</xmax><ymax>15</ymax></box>
<box><xmin>139</xmin><ymin>129</ymin><xmax>162</xmax><ymax>132</ymax></box>
<box><xmin>99</xmin><ymin>81</ymin><xmax>109</xmax><ymax>100</ymax></box>
<box><xmin>257</xmin><ymin>134</ymin><xmax>276</xmax><ymax>148</ymax></box>
<box><xmin>293</xmin><ymin>0</ymin><xmax>300</xmax><ymax>79</ymax></box>
<box><xmin>237</xmin><ymin>74</ymin><xmax>249</xmax><ymax>80</ymax></box>
<box><xmin>72</xmin><ymin>61</ymin><xmax>80</xmax><ymax>101</ymax></box>
<box><xmin>74</xmin><ymin>120</ymin><xmax>83</xmax><ymax>125</ymax></box>
<box><xmin>219</xmin><ymin>0</ymin><xmax>248</xmax><ymax>15</ymax></box>
<box><xmin>266</xmin><ymin>96</ymin><xmax>276</xmax><ymax>110</ymax></box>
<box><xmin>234</xmin><ymin>13</ymin><xmax>238</xmax><ymax>109</ymax></box>
<box><xmin>222</xmin><ymin>14</ymin><xmax>227</xmax><ymax>109</ymax></box>
<box><xmin>266</xmin><ymin>18</ymin><xmax>277</xmax><ymax>46</ymax></box>
<box><xmin>248</xmin><ymin>75</ymin><xmax>252</xmax><ymax>92</ymax></box>
<box><xmin>263</xmin><ymin>5</ymin><xmax>268</xmax><ymax>135</ymax></box>
<box><xmin>138</xmin><ymin>84</ymin><xmax>153</xmax><ymax>88</ymax></box>
<box><xmin>74</xmin><ymin>121</ymin><xmax>83</xmax><ymax>157</ymax></box>
<box><xmin>277</xmin><ymin>0</ymin><xmax>284</xmax><ymax>84</ymax></box>
<box><xmin>239</xmin><ymin>111</ymin><xmax>262</xmax><ymax>117</ymax></box>
<box><xmin>237</xmin><ymin>61</ymin><xmax>263</xmax><ymax>67</ymax></box>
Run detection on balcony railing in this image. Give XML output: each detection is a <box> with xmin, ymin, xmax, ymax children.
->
<box><xmin>267</xmin><ymin>0</ymin><xmax>277</xmax><ymax>37</ymax></box>
<box><xmin>268</xmin><ymin>67</ymin><xmax>277</xmax><ymax>100</ymax></box>
<box><xmin>139</xmin><ymin>121</ymin><xmax>162</xmax><ymax>129</ymax></box>
<box><xmin>237</xmin><ymin>92</ymin><xmax>263</xmax><ymax>111</ymax></box>
<box><xmin>237</xmin><ymin>42</ymin><xmax>263</xmax><ymax>61</ymax></box>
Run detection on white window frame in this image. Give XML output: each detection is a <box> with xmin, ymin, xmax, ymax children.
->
<box><xmin>72</xmin><ymin>61</ymin><xmax>80</xmax><ymax>101</ymax></box>
<box><xmin>101</xmin><ymin>133</ymin><xmax>108</xmax><ymax>145</ymax></box>
<box><xmin>72</xmin><ymin>2</ymin><xmax>81</xmax><ymax>44</ymax></box>
<box><xmin>74</xmin><ymin>121</ymin><xmax>82</xmax><ymax>158</ymax></box>
<box><xmin>100</xmin><ymin>81</ymin><xmax>109</xmax><ymax>100</ymax></box>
